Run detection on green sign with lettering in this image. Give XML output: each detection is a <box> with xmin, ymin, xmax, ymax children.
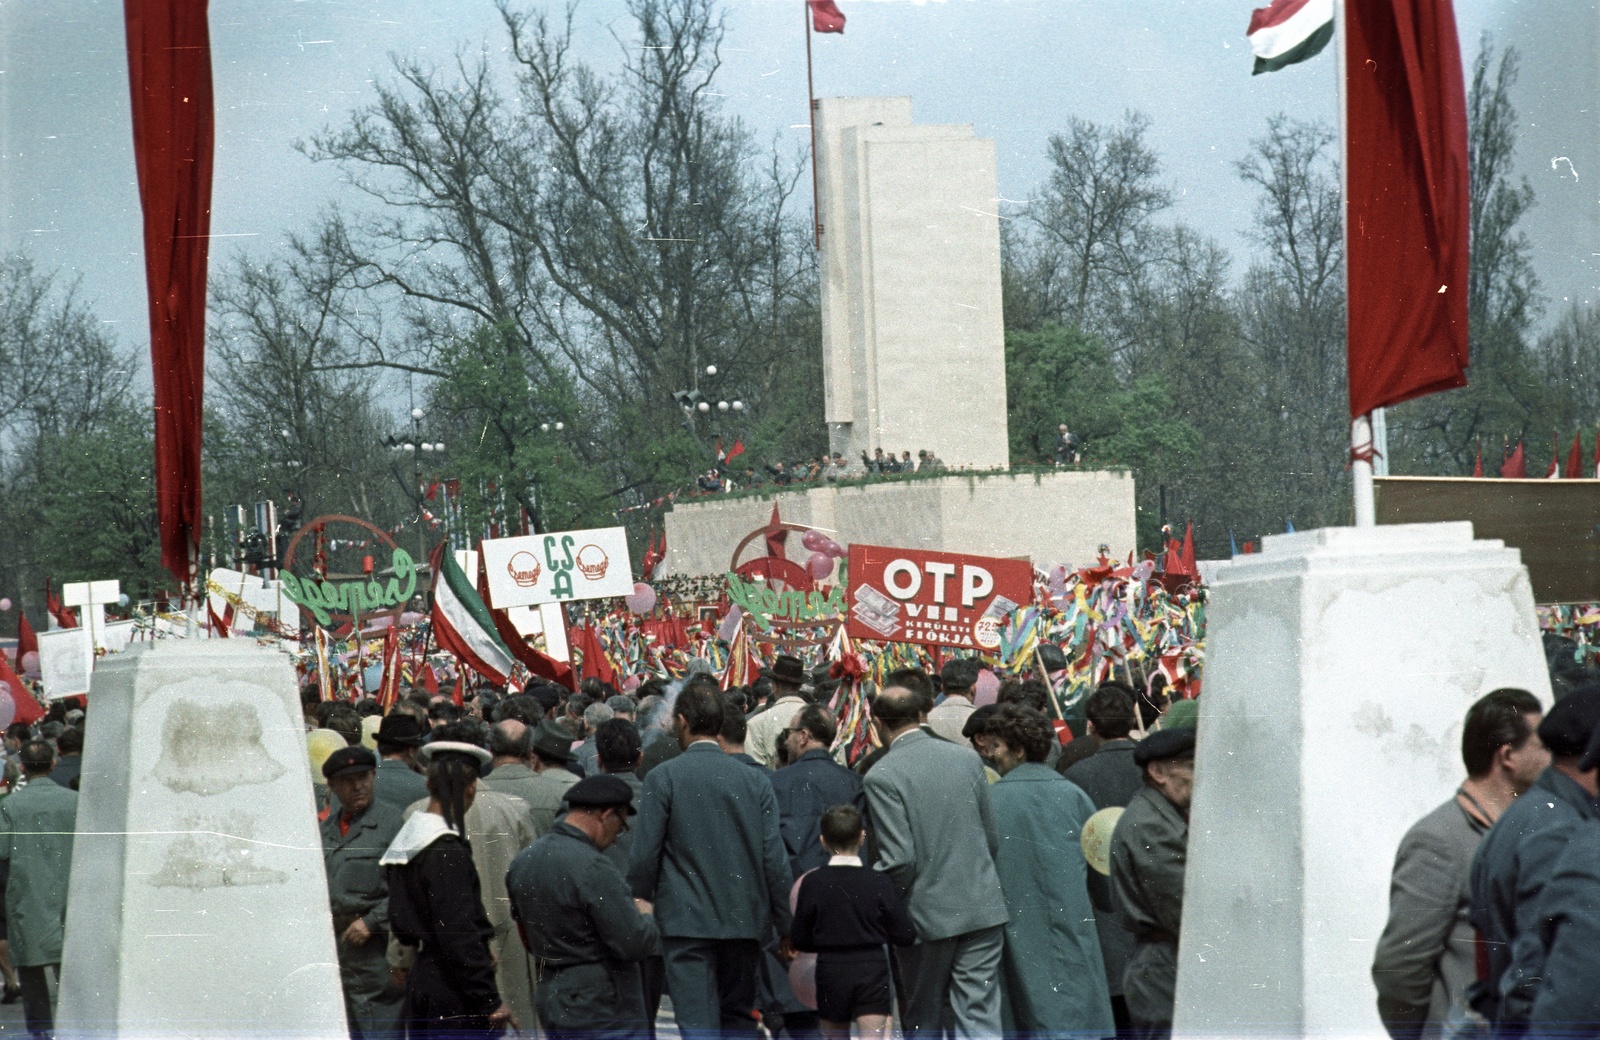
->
<box><xmin>725</xmin><ymin>571</ymin><xmax>844</xmax><ymax>632</ymax></box>
<box><xmin>281</xmin><ymin>548</ymin><xmax>419</xmax><ymax>627</ymax></box>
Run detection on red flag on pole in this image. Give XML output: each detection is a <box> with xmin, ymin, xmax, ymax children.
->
<box><xmin>809</xmin><ymin>0</ymin><xmax>846</xmax><ymax>34</ymax></box>
<box><xmin>1344</xmin><ymin>0</ymin><xmax>1470</xmax><ymax>417</ymax></box>
<box><xmin>1565</xmin><ymin>432</ymin><xmax>1584</xmax><ymax>479</ymax></box>
<box><xmin>17</xmin><ymin>614</ymin><xmax>37</xmax><ymax>660</ymax></box>
<box><xmin>1472</xmin><ymin>441</ymin><xmax>1483</xmax><ymax>478</ymax></box>
<box><xmin>377</xmin><ymin>625</ymin><xmax>402</xmax><ymax>712</ymax></box>
<box><xmin>124</xmin><ymin>0</ymin><xmax>215</xmax><ymax>588</ymax></box>
<box><xmin>724</xmin><ymin>438</ymin><xmax>746</xmax><ymax>464</ymax></box>
<box><xmin>45</xmin><ymin>586</ymin><xmax>77</xmax><ymax>630</ymax></box>
<box><xmin>0</xmin><ymin>654</ymin><xmax>45</xmax><ymax>728</ymax></box>
<box><xmin>1501</xmin><ymin>441</ymin><xmax>1526</xmax><ymax>479</ymax></box>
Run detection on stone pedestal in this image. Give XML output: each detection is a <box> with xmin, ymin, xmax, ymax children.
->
<box><xmin>1173</xmin><ymin>523</ymin><xmax>1552</xmax><ymax>1038</ymax></box>
<box><xmin>57</xmin><ymin>640</ymin><xmax>346</xmax><ymax>1038</ymax></box>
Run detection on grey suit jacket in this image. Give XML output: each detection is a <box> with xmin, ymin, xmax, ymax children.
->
<box><xmin>1373</xmin><ymin>795</ymin><xmax>1487</xmax><ymax>1040</ymax></box>
<box><xmin>628</xmin><ymin>741</ymin><xmax>793</xmax><ymax>940</ymax></box>
<box><xmin>863</xmin><ymin>728</ymin><xmax>1009</xmax><ymax>942</ymax></box>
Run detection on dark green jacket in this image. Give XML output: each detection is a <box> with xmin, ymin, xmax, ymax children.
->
<box><xmin>0</xmin><ymin>778</ymin><xmax>78</xmax><ymax>966</ymax></box>
<box><xmin>321</xmin><ymin>799</ymin><xmax>404</xmax><ymax>935</ymax></box>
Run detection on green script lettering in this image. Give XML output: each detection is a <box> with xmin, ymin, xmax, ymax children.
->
<box><xmin>281</xmin><ymin>548</ymin><xmax>418</xmax><ymax>627</ymax></box>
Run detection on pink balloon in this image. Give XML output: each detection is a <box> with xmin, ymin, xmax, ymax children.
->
<box><xmin>19</xmin><ymin>651</ymin><xmax>38</xmax><ymax>678</ymax></box>
<box><xmin>973</xmin><ymin>668</ymin><xmax>1001</xmax><ymax>707</ymax></box>
<box><xmin>822</xmin><ymin>538</ymin><xmax>847</xmax><ymax>559</ymax></box>
<box><xmin>0</xmin><ymin>686</ymin><xmax>15</xmax><ymax>730</ymax></box>
<box><xmin>806</xmin><ymin>552</ymin><xmax>834</xmax><ymax>581</ymax></box>
<box><xmin>0</xmin><ymin>598</ymin><xmax>11</xmax><ymax>611</ymax></box>
<box><xmin>800</xmin><ymin>529</ymin><xmax>828</xmax><ymax>553</ymax></box>
<box><xmin>625</xmin><ymin>582</ymin><xmax>658</xmax><ymax>615</ymax></box>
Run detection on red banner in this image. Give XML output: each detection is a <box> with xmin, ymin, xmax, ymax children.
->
<box><xmin>846</xmin><ymin>544</ymin><xmax>1032</xmax><ymax>650</ymax></box>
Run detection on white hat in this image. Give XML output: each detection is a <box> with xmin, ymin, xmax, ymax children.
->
<box><xmin>417</xmin><ymin>740</ymin><xmax>492</xmax><ymax>775</ymax></box>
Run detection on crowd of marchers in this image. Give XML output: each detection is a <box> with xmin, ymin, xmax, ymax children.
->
<box><xmin>284</xmin><ymin>652</ymin><xmax>1199</xmax><ymax>1040</ymax></box>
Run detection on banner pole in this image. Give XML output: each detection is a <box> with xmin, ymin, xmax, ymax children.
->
<box><xmin>805</xmin><ymin>0</ymin><xmax>820</xmax><ymax>249</ymax></box>
<box><xmin>1352</xmin><ymin>414</ymin><xmax>1377</xmax><ymax>527</ymax></box>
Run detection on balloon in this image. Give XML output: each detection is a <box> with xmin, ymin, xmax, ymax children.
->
<box><xmin>973</xmin><ymin>668</ymin><xmax>1001</xmax><ymax>707</ymax></box>
<box><xmin>0</xmin><ymin>685</ymin><xmax>16</xmax><ymax>730</ymax></box>
<box><xmin>1131</xmin><ymin>560</ymin><xmax>1156</xmax><ymax>582</ymax></box>
<box><xmin>821</xmin><ymin>538</ymin><xmax>847</xmax><ymax>559</ymax></box>
<box><xmin>807</xmin><ymin>552</ymin><xmax>834</xmax><ymax>581</ymax></box>
<box><xmin>625</xmin><ymin>583</ymin><xmax>658</xmax><ymax>615</ymax></box>
<box><xmin>20</xmin><ymin>652</ymin><xmax>38</xmax><ymax>678</ymax></box>
<box><xmin>0</xmin><ymin>598</ymin><xmax>10</xmax><ymax>611</ymax></box>
<box><xmin>800</xmin><ymin>529</ymin><xmax>827</xmax><ymax>553</ymax></box>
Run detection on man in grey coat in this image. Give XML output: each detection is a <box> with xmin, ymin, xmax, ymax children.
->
<box><xmin>0</xmin><ymin>741</ymin><xmax>77</xmax><ymax>1040</ymax></box>
<box><xmin>1373</xmin><ymin>689</ymin><xmax>1546</xmax><ymax>1040</ymax></box>
<box><xmin>1109</xmin><ymin>727</ymin><xmax>1195</xmax><ymax>1040</ymax></box>
<box><xmin>373</xmin><ymin>713</ymin><xmax>429</xmax><ymax>813</ymax></box>
<box><xmin>864</xmin><ymin>670</ymin><xmax>1009</xmax><ymax>1038</ymax></box>
<box><xmin>628</xmin><ymin>677</ymin><xmax>792</xmax><ymax>1038</ymax></box>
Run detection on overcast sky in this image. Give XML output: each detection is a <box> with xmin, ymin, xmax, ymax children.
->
<box><xmin>0</xmin><ymin>0</ymin><xmax>1593</xmax><ymax>380</ymax></box>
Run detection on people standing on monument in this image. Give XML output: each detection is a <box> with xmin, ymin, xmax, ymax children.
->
<box><xmin>1372</xmin><ymin>688</ymin><xmax>1546</xmax><ymax>1040</ymax></box>
<box><xmin>372</xmin><ymin>713</ymin><xmax>430</xmax><ymax>813</ymax></box>
<box><xmin>771</xmin><ymin>705</ymin><xmax>865</xmax><ymax>879</ymax></box>
<box><xmin>863</xmin><ymin>671</ymin><xmax>1009</xmax><ymax>1038</ymax></box>
<box><xmin>320</xmin><ymin>746</ymin><xmax>407</xmax><ymax>1039</ymax></box>
<box><xmin>382</xmin><ymin>736</ymin><xmax>515</xmax><ymax>1039</ymax></box>
<box><xmin>1468</xmin><ymin>688</ymin><xmax>1600</xmax><ymax>1031</ymax></box>
<box><xmin>0</xmin><ymin>740</ymin><xmax>78</xmax><ymax>1040</ymax></box>
<box><xmin>1055</xmin><ymin>424</ymin><xmax>1082</xmax><ymax>466</ymax></box>
<box><xmin>747</xmin><ymin>656</ymin><xmax>812</xmax><ymax>769</ymax></box>
<box><xmin>984</xmin><ymin>705</ymin><xmax>1115</xmax><ymax>1039</ymax></box>
<box><xmin>627</xmin><ymin>680</ymin><xmax>793</xmax><ymax>1038</ymax></box>
<box><xmin>1109</xmin><ymin>726</ymin><xmax>1196</xmax><ymax>1040</ymax></box>
<box><xmin>926</xmin><ymin>659</ymin><xmax>979</xmax><ymax>745</ymax></box>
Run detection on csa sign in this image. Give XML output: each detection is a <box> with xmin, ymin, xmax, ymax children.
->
<box><xmin>480</xmin><ymin>527</ymin><xmax>635</xmax><ymax>607</ymax></box>
<box><xmin>846</xmin><ymin>544</ymin><xmax>1032</xmax><ymax>649</ymax></box>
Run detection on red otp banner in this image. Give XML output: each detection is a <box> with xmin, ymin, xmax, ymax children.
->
<box><xmin>846</xmin><ymin>544</ymin><xmax>1033</xmax><ymax>649</ymax></box>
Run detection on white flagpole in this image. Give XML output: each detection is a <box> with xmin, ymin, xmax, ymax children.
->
<box><xmin>1337</xmin><ymin>0</ymin><xmax>1378</xmax><ymax>527</ymax></box>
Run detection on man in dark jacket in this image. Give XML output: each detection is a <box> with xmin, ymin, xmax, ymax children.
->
<box><xmin>320</xmin><ymin>747</ymin><xmax>406</xmax><ymax>1039</ymax></box>
<box><xmin>1109</xmin><ymin>727</ymin><xmax>1195</xmax><ymax>1040</ymax></box>
<box><xmin>627</xmin><ymin>678</ymin><xmax>792</xmax><ymax>1038</ymax></box>
<box><xmin>373</xmin><ymin>713</ymin><xmax>429</xmax><ymax>813</ymax></box>
<box><xmin>508</xmin><ymin>775</ymin><xmax>659</xmax><ymax>1040</ymax></box>
<box><xmin>1469</xmin><ymin>688</ymin><xmax>1600</xmax><ymax>1031</ymax></box>
<box><xmin>771</xmin><ymin>705</ymin><xmax>865</xmax><ymax>878</ymax></box>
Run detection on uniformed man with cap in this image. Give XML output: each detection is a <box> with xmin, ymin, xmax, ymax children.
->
<box><xmin>1469</xmin><ymin>687</ymin><xmax>1600</xmax><ymax>1030</ymax></box>
<box><xmin>506</xmin><ymin>775</ymin><xmax>659</xmax><ymax>1040</ymax></box>
<box><xmin>1108</xmin><ymin>725</ymin><xmax>1196</xmax><ymax>1040</ymax></box>
<box><xmin>320</xmin><ymin>746</ymin><xmax>406</xmax><ymax>1038</ymax></box>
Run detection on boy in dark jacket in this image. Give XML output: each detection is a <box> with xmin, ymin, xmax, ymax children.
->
<box><xmin>790</xmin><ymin>805</ymin><xmax>917</xmax><ymax>1039</ymax></box>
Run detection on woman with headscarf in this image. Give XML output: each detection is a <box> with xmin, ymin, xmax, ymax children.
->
<box><xmin>381</xmin><ymin>738</ymin><xmax>514</xmax><ymax>1038</ymax></box>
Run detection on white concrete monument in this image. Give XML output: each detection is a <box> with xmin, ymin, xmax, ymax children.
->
<box><xmin>57</xmin><ymin>639</ymin><xmax>346</xmax><ymax>1038</ymax></box>
<box><xmin>1173</xmin><ymin>523</ymin><xmax>1552</xmax><ymax>1037</ymax></box>
<box><xmin>815</xmin><ymin>97</ymin><xmax>1009</xmax><ymax>469</ymax></box>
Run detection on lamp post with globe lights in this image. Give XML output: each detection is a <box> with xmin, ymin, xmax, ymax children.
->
<box><xmin>384</xmin><ymin>405</ymin><xmax>446</xmax><ymax>560</ymax></box>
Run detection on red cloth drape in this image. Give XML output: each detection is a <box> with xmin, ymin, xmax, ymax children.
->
<box><xmin>124</xmin><ymin>0</ymin><xmax>215</xmax><ymax>586</ymax></box>
<box><xmin>1344</xmin><ymin>0</ymin><xmax>1469</xmax><ymax>418</ymax></box>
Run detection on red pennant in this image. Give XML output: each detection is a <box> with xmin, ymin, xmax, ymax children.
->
<box><xmin>17</xmin><ymin>614</ymin><xmax>37</xmax><ymax>659</ymax></box>
<box><xmin>0</xmin><ymin>653</ymin><xmax>44</xmax><ymax>727</ymax></box>
<box><xmin>808</xmin><ymin>0</ymin><xmax>846</xmax><ymax>34</ymax></box>
<box><xmin>451</xmin><ymin>672</ymin><xmax>465</xmax><ymax>708</ymax></box>
<box><xmin>1501</xmin><ymin>442</ymin><xmax>1526</xmax><ymax>479</ymax></box>
<box><xmin>422</xmin><ymin>661</ymin><xmax>440</xmax><ymax>696</ymax></box>
<box><xmin>1566</xmin><ymin>432</ymin><xmax>1584</xmax><ymax>480</ymax></box>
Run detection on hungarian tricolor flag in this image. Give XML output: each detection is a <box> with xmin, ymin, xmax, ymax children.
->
<box><xmin>809</xmin><ymin>0</ymin><xmax>845</xmax><ymax>34</ymax></box>
<box><xmin>430</xmin><ymin>544</ymin><xmax>516</xmax><ymax>686</ymax></box>
<box><xmin>1247</xmin><ymin>0</ymin><xmax>1333</xmax><ymax>74</ymax></box>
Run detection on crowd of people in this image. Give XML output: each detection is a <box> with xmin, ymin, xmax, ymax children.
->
<box><xmin>692</xmin><ymin>449</ymin><xmax>946</xmax><ymax>496</ymax></box>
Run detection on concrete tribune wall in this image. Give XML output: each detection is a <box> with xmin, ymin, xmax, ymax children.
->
<box><xmin>661</xmin><ymin>470</ymin><xmax>1136</xmax><ymax>577</ymax></box>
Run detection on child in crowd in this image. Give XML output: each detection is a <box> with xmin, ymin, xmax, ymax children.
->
<box><xmin>790</xmin><ymin>805</ymin><xmax>917</xmax><ymax>1040</ymax></box>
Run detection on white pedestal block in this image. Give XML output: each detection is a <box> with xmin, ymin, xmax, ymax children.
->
<box><xmin>58</xmin><ymin>640</ymin><xmax>346</xmax><ymax>1038</ymax></box>
<box><xmin>1174</xmin><ymin>523</ymin><xmax>1552</xmax><ymax>1039</ymax></box>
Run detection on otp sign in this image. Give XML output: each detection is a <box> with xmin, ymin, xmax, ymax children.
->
<box><xmin>846</xmin><ymin>544</ymin><xmax>1033</xmax><ymax>649</ymax></box>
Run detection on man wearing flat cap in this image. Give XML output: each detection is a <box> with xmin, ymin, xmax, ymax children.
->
<box><xmin>320</xmin><ymin>746</ymin><xmax>406</xmax><ymax>1038</ymax></box>
<box><xmin>507</xmin><ymin>775</ymin><xmax>660</xmax><ymax>1040</ymax></box>
<box><xmin>1109</xmin><ymin>726</ymin><xmax>1196</xmax><ymax>1040</ymax></box>
<box><xmin>1469</xmin><ymin>687</ymin><xmax>1600</xmax><ymax>1032</ymax></box>
<box><xmin>373</xmin><ymin>713</ymin><xmax>429</xmax><ymax>813</ymax></box>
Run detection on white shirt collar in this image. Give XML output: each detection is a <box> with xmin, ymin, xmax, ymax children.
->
<box><xmin>827</xmin><ymin>854</ymin><xmax>863</xmax><ymax>867</ymax></box>
<box><xmin>380</xmin><ymin>810</ymin><xmax>455</xmax><ymax>866</ymax></box>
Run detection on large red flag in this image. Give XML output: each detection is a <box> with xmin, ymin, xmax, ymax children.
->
<box><xmin>809</xmin><ymin>0</ymin><xmax>846</xmax><ymax>34</ymax></box>
<box><xmin>16</xmin><ymin>614</ymin><xmax>37</xmax><ymax>660</ymax></box>
<box><xmin>1344</xmin><ymin>0</ymin><xmax>1469</xmax><ymax>418</ymax></box>
<box><xmin>125</xmin><ymin>0</ymin><xmax>215</xmax><ymax>587</ymax></box>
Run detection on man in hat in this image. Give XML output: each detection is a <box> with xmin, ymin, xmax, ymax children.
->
<box><xmin>1469</xmin><ymin>687</ymin><xmax>1600</xmax><ymax>1031</ymax></box>
<box><xmin>628</xmin><ymin>678</ymin><xmax>792</xmax><ymax>1038</ymax></box>
<box><xmin>927</xmin><ymin>658</ymin><xmax>981</xmax><ymax>745</ymax></box>
<box><xmin>507</xmin><ymin>775</ymin><xmax>659</xmax><ymax>1040</ymax></box>
<box><xmin>1109</xmin><ymin>725</ymin><xmax>1196</xmax><ymax>1039</ymax></box>
<box><xmin>373</xmin><ymin>713</ymin><xmax>429</xmax><ymax>813</ymax></box>
<box><xmin>0</xmin><ymin>740</ymin><xmax>76</xmax><ymax>1040</ymax></box>
<box><xmin>745</xmin><ymin>655</ymin><xmax>811</xmax><ymax>769</ymax></box>
<box><xmin>1373</xmin><ymin>688</ymin><xmax>1546</xmax><ymax>1040</ymax></box>
<box><xmin>320</xmin><ymin>747</ymin><xmax>406</xmax><ymax>1038</ymax></box>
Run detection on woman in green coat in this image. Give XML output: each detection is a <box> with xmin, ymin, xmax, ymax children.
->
<box><xmin>980</xmin><ymin>705</ymin><xmax>1115</xmax><ymax>1039</ymax></box>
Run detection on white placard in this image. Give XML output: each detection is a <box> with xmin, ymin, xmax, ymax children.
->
<box><xmin>37</xmin><ymin>627</ymin><xmax>92</xmax><ymax>699</ymax></box>
<box><xmin>480</xmin><ymin>527</ymin><xmax>634</xmax><ymax>608</ymax></box>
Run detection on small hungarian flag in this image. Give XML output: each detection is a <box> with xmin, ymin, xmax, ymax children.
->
<box><xmin>1247</xmin><ymin>0</ymin><xmax>1333</xmax><ymax>75</ymax></box>
<box><xmin>809</xmin><ymin>0</ymin><xmax>845</xmax><ymax>34</ymax></box>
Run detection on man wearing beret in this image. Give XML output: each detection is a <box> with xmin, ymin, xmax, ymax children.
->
<box><xmin>1468</xmin><ymin>687</ymin><xmax>1600</xmax><ymax>1031</ymax></box>
<box><xmin>507</xmin><ymin>775</ymin><xmax>659</xmax><ymax>1040</ymax></box>
<box><xmin>1109</xmin><ymin>726</ymin><xmax>1196</xmax><ymax>1040</ymax></box>
<box><xmin>320</xmin><ymin>747</ymin><xmax>406</xmax><ymax>1038</ymax></box>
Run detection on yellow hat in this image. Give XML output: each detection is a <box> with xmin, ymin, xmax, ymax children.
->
<box><xmin>360</xmin><ymin>714</ymin><xmax>382</xmax><ymax>751</ymax></box>
<box><xmin>1080</xmin><ymin>806</ymin><xmax>1125</xmax><ymax>876</ymax></box>
<box><xmin>307</xmin><ymin>728</ymin><xmax>348</xmax><ymax>779</ymax></box>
